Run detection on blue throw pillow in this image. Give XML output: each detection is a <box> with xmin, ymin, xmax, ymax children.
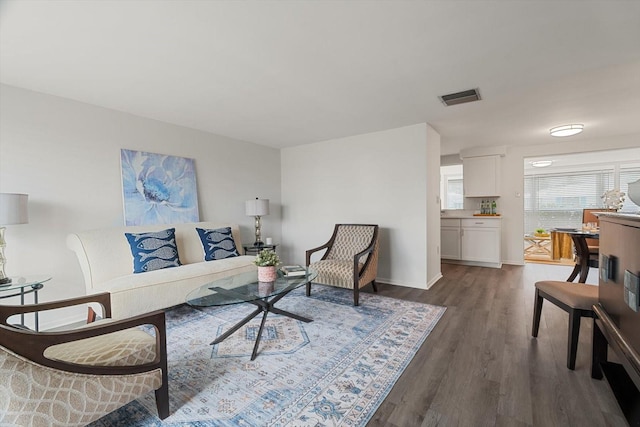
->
<box><xmin>196</xmin><ymin>227</ymin><xmax>240</xmax><ymax>261</ymax></box>
<box><xmin>125</xmin><ymin>228</ymin><xmax>181</xmax><ymax>273</ymax></box>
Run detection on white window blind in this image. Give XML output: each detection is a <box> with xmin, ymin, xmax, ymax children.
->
<box><xmin>621</xmin><ymin>167</ymin><xmax>640</xmax><ymax>212</ymax></box>
<box><xmin>524</xmin><ymin>169</ymin><xmax>613</xmax><ymax>233</ymax></box>
<box><xmin>446</xmin><ymin>178</ymin><xmax>464</xmax><ymax>209</ymax></box>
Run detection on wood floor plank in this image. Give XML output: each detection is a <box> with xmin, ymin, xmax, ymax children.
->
<box><xmin>365</xmin><ymin>262</ymin><xmax>626</xmax><ymax>426</ymax></box>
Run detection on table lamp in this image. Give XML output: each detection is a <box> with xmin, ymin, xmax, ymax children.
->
<box><xmin>245</xmin><ymin>198</ymin><xmax>269</xmax><ymax>246</ymax></box>
<box><xmin>0</xmin><ymin>193</ymin><xmax>29</xmax><ymax>285</ymax></box>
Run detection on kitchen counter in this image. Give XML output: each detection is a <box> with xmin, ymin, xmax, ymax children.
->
<box><xmin>441</xmin><ymin>214</ymin><xmax>502</xmax><ymax>219</ymax></box>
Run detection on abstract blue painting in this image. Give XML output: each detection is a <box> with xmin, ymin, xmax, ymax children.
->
<box><xmin>120</xmin><ymin>149</ymin><xmax>200</xmax><ymax>226</ymax></box>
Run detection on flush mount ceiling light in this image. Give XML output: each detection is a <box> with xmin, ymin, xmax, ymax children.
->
<box><xmin>530</xmin><ymin>160</ymin><xmax>554</xmax><ymax>168</ymax></box>
<box><xmin>550</xmin><ymin>124</ymin><xmax>584</xmax><ymax>137</ymax></box>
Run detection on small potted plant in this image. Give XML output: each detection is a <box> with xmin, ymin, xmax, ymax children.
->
<box><xmin>254</xmin><ymin>249</ymin><xmax>280</xmax><ymax>282</ymax></box>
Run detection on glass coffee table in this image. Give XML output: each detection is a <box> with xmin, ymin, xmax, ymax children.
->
<box><xmin>186</xmin><ymin>268</ymin><xmax>317</xmax><ymax>360</ymax></box>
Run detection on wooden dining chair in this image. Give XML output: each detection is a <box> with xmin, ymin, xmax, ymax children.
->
<box><xmin>582</xmin><ymin>208</ymin><xmax>615</xmax><ymax>254</ymax></box>
<box><xmin>532</xmin><ymin>280</ymin><xmax>599</xmax><ymax>370</ymax></box>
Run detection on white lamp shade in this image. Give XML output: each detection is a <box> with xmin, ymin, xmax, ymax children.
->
<box><xmin>0</xmin><ymin>193</ymin><xmax>29</xmax><ymax>225</ymax></box>
<box><xmin>245</xmin><ymin>198</ymin><xmax>269</xmax><ymax>216</ymax></box>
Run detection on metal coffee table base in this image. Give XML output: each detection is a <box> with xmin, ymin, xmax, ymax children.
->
<box><xmin>210</xmin><ymin>287</ymin><xmax>312</xmax><ymax>360</ymax></box>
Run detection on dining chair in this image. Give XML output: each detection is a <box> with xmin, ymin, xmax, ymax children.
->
<box><xmin>532</xmin><ymin>280</ymin><xmax>598</xmax><ymax>370</ymax></box>
<box><xmin>582</xmin><ymin>208</ymin><xmax>615</xmax><ymax>254</ymax></box>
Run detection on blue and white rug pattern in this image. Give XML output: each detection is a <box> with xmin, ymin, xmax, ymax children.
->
<box><xmin>90</xmin><ymin>285</ymin><xmax>446</xmax><ymax>427</ymax></box>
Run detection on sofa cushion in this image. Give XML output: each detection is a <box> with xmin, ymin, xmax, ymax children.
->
<box><xmin>196</xmin><ymin>226</ymin><xmax>240</xmax><ymax>261</ymax></box>
<box><xmin>125</xmin><ymin>228</ymin><xmax>182</xmax><ymax>273</ymax></box>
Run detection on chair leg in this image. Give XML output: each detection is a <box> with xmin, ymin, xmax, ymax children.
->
<box><xmin>567</xmin><ymin>308</ymin><xmax>581</xmax><ymax>370</ymax></box>
<box><xmin>532</xmin><ymin>289</ymin><xmax>543</xmax><ymax>337</ymax></box>
<box><xmin>155</xmin><ymin>380</ymin><xmax>170</xmax><ymax>419</ymax></box>
<box><xmin>354</xmin><ymin>286</ymin><xmax>359</xmax><ymax>306</ymax></box>
<box><xmin>567</xmin><ymin>263</ymin><xmax>580</xmax><ymax>282</ymax></box>
<box><xmin>371</xmin><ymin>280</ymin><xmax>378</xmax><ymax>293</ymax></box>
<box><xmin>306</xmin><ymin>282</ymin><xmax>311</xmax><ymax>297</ymax></box>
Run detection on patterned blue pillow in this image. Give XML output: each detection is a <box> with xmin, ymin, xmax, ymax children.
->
<box><xmin>196</xmin><ymin>227</ymin><xmax>240</xmax><ymax>261</ymax></box>
<box><xmin>125</xmin><ymin>228</ymin><xmax>181</xmax><ymax>274</ymax></box>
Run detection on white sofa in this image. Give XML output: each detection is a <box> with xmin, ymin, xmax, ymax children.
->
<box><xmin>67</xmin><ymin>222</ymin><xmax>256</xmax><ymax>319</ymax></box>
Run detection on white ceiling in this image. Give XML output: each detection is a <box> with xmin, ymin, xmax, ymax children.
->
<box><xmin>1</xmin><ymin>1</ymin><xmax>640</xmax><ymax>155</ymax></box>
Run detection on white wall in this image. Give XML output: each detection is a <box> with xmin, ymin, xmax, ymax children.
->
<box><xmin>280</xmin><ymin>123</ymin><xmax>437</xmax><ymax>289</ymax></box>
<box><xmin>499</xmin><ymin>133</ymin><xmax>640</xmax><ymax>265</ymax></box>
<box><xmin>425</xmin><ymin>125</ymin><xmax>442</xmax><ymax>288</ymax></box>
<box><xmin>0</xmin><ymin>85</ymin><xmax>281</xmax><ymax>328</ymax></box>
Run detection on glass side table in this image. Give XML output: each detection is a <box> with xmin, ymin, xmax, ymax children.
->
<box><xmin>243</xmin><ymin>244</ymin><xmax>277</xmax><ymax>256</ymax></box>
<box><xmin>0</xmin><ymin>275</ymin><xmax>52</xmax><ymax>331</ymax></box>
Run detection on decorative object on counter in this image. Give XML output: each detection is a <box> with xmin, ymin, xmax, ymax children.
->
<box><xmin>254</xmin><ymin>248</ymin><xmax>279</xmax><ymax>282</ymax></box>
<box><xmin>480</xmin><ymin>199</ymin><xmax>498</xmax><ymax>215</ymax></box>
<box><xmin>0</xmin><ymin>193</ymin><xmax>29</xmax><ymax>285</ymax></box>
<box><xmin>601</xmin><ymin>189</ymin><xmax>625</xmax><ymax>211</ymax></box>
<box><xmin>245</xmin><ymin>198</ymin><xmax>270</xmax><ymax>246</ymax></box>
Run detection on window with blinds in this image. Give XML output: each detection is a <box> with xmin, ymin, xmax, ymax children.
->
<box><xmin>621</xmin><ymin>167</ymin><xmax>640</xmax><ymax>212</ymax></box>
<box><xmin>525</xmin><ymin>163</ymin><xmax>640</xmax><ymax>234</ymax></box>
<box><xmin>524</xmin><ymin>169</ymin><xmax>614</xmax><ymax>233</ymax></box>
<box><xmin>440</xmin><ymin>164</ymin><xmax>464</xmax><ymax>210</ymax></box>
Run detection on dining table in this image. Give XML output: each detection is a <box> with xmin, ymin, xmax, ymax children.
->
<box><xmin>563</xmin><ymin>229</ymin><xmax>599</xmax><ymax>283</ymax></box>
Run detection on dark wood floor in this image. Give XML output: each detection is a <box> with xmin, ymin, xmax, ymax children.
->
<box><xmin>365</xmin><ymin>262</ymin><xmax>627</xmax><ymax>427</ymax></box>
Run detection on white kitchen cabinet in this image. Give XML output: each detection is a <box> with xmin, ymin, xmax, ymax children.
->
<box><xmin>463</xmin><ymin>155</ymin><xmax>501</xmax><ymax>197</ymax></box>
<box><xmin>441</xmin><ymin>218</ymin><xmax>461</xmax><ymax>260</ymax></box>
<box><xmin>461</xmin><ymin>218</ymin><xmax>501</xmax><ymax>265</ymax></box>
<box><xmin>441</xmin><ymin>217</ymin><xmax>501</xmax><ymax>267</ymax></box>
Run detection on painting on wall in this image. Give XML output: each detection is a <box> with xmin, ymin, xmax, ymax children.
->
<box><xmin>120</xmin><ymin>149</ymin><xmax>200</xmax><ymax>226</ymax></box>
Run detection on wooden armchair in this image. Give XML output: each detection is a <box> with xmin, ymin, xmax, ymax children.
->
<box><xmin>0</xmin><ymin>293</ymin><xmax>169</xmax><ymax>426</ymax></box>
<box><xmin>306</xmin><ymin>224</ymin><xmax>379</xmax><ymax>306</ymax></box>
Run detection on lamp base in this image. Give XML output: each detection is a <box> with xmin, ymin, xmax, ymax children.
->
<box><xmin>253</xmin><ymin>241</ymin><xmax>264</xmax><ymax>247</ymax></box>
<box><xmin>0</xmin><ymin>277</ymin><xmax>11</xmax><ymax>285</ymax></box>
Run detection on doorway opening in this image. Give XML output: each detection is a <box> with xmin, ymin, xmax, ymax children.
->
<box><xmin>523</xmin><ymin>148</ymin><xmax>640</xmax><ymax>265</ymax></box>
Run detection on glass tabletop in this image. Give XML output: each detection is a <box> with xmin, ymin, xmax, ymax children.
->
<box><xmin>186</xmin><ymin>268</ymin><xmax>317</xmax><ymax>308</ymax></box>
<box><xmin>0</xmin><ymin>275</ymin><xmax>52</xmax><ymax>292</ymax></box>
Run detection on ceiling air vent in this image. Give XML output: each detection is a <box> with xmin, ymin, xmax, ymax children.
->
<box><xmin>439</xmin><ymin>88</ymin><xmax>481</xmax><ymax>106</ymax></box>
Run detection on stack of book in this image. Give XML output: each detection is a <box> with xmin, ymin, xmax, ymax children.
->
<box><xmin>280</xmin><ymin>265</ymin><xmax>307</xmax><ymax>277</ymax></box>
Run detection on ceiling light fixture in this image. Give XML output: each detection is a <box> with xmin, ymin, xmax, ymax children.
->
<box><xmin>530</xmin><ymin>160</ymin><xmax>554</xmax><ymax>168</ymax></box>
<box><xmin>550</xmin><ymin>124</ymin><xmax>584</xmax><ymax>137</ymax></box>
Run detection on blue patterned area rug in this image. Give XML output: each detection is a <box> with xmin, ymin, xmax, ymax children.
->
<box><xmin>90</xmin><ymin>285</ymin><xmax>446</xmax><ymax>427</ymax></box>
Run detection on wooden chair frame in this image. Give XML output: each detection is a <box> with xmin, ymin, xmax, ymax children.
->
<box><xmin>531</xmin><ymin>287</ymin><xmax>595</xmax><ymax>370</ymax></box>
<box><xmin>0</xmin><ymin>292</ymin><xmax>169</xmax><ymax>419</ymax></box>
<box><xmin>305</xmin><ymin>224</ymin><xmax>379</xmax><ymax>306</ymax></box>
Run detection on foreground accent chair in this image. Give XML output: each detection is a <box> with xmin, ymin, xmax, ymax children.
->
<box><xmin>531</xmin><ymin>280</ymin><xmax>598</xmax><ymax>370</ymax></box>
<box><xmin>0</xmin><ymin>293</ymin><xmax>169</xmax><ymax>426</ymax></box>
<box><xmin>306</xmin><ymin>224</ymin><xmax>379</xmax><ymax>306</ymax></box>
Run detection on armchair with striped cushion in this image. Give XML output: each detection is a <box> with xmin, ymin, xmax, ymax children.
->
<box><xmin>305</xmin><ymin>224</ymin><xmax>379</xmax><ymax>306</ymax></box>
